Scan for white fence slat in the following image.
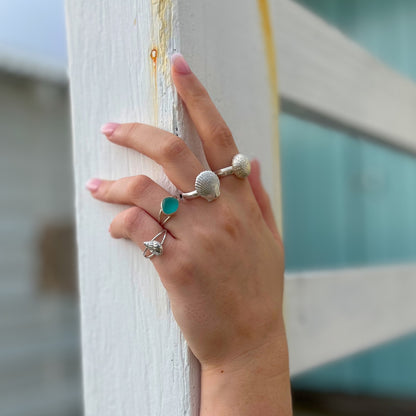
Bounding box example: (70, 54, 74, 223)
(65, 0, 281, 414)
(285, 264, 416, 374)
(273, 0, 416, 154)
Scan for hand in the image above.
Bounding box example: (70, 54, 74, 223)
(87, 53, 291, 415)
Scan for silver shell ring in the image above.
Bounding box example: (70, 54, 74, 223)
(143, 229, 167, 259)
(215, 153, 251, 179)
(180, 170, 220, 202)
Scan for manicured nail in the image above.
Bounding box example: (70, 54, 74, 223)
(86, 178, 102, 192)
(101, 122, 119, 136)
(171, 53, 191, 74)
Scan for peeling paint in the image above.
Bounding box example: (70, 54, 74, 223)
(150, 0, 174, 126)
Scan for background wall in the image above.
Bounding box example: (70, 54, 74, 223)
(283, 0, 416, 398)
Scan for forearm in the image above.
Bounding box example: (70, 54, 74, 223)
(199, 334, 293, 416)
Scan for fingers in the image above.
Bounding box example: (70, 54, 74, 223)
(101, 122, 204, 193)
(86, 175, 184, 235)
(247, 160, 280, 241)
(171, 53, 239, 171)
(109, 206, 175, 261)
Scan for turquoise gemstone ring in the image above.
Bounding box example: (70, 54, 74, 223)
(159, 196, 179, 225)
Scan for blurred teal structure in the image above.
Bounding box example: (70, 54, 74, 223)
(282, 0, 416, 398)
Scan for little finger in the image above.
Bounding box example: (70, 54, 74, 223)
(109, 206, 176, 262)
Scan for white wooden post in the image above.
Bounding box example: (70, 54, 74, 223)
(65, 0, 281, 414)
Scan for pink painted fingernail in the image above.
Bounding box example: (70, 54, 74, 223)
(101, 122, 119, 136)
(86, 178, 102, 192)
(171, 53, 191, 75)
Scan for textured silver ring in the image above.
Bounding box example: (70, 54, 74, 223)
(158, 196, 179, 225)
(143, 229, 167, 259)
(180, 170, 220, 202)
(215, 154, 251, 179)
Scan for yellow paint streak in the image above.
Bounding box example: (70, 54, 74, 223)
(257, 0, 283, 235)
(256, 0, 290, 327)
(154, 0, 173, 77)
(150, 0, 173, 126)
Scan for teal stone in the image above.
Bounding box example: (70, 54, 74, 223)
(161, 197, 179, 215)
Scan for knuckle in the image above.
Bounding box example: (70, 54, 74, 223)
(217, 204, 240, 238)
(194, 226, 218, 255)
(127, 175, 153, 197)
(124, 122, 142, 139)
(99, 182, 113, 200)
(161, 137, 187, 161)
(188, 84, 209, 102)
(173, 261, 196, 287)
(209, 122, 234, 147)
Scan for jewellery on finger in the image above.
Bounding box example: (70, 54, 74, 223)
(143, 229, 167, 258)
(159, 196, 179, 225)
(215, 153, 251, 179)
(180, 170, 220, 202)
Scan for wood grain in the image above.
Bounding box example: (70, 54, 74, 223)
(65, 0, 281, 414)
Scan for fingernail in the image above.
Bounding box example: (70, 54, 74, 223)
(101, 122, 119, 136)
(86, 178, 102, 192)
(171, 53, 191, 74)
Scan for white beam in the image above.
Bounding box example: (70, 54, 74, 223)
(273, 0, 416, 154)
(285, 264, 416, 374)
(65, 0, 281, 414)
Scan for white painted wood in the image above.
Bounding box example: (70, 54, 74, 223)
(285, 264, 416, 375)
(272, 0, 416, 154)
(66, 0, 280, 414)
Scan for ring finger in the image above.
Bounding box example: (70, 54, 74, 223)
(87, 175, 186, 236)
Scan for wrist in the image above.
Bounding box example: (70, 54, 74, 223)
(199, 332, 292, 416)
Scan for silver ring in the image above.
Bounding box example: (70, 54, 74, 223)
(158, 196, 179, 225)
(143, 229, 167, 258)
(215, 154, 251, 179)
(180, 170, 220, 202)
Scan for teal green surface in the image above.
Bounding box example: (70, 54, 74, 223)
(281, 114, 416, 271)
(296, 0, 416, 83)
(284, 0, 416, 399)
(161, 197, 179, 215)
(291, 332, 416, 398)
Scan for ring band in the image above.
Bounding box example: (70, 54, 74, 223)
(143, 229, 167, 258)
(158, 196, 179, 225)
(215, 154, 251, 179)
(180, 170, 220, 202)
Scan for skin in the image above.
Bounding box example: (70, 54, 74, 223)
(87, 54, 292, 415)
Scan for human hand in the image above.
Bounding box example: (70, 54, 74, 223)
(87, 53, 291, 415)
